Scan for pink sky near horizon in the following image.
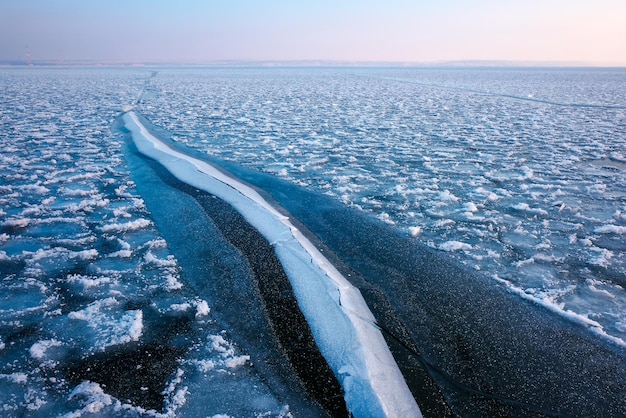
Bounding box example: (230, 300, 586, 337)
(1, 0, 625, 65)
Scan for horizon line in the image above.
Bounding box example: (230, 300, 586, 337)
(1, 58, 625, 68)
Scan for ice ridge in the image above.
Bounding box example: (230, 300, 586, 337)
(123, 111, 422, 417)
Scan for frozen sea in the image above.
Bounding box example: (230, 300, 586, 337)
(1, 66, 625, 417)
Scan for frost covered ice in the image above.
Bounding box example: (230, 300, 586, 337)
(2, 66, 626, 416)
(0, 68, 301, 417)
(139, 67, 626, 348)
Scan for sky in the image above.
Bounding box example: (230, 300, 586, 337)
(1, 0, 625, 65)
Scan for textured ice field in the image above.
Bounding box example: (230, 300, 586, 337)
(138, 67, 626, 346)
(1, 66, 625, 416)
(0, 68, 297, 416)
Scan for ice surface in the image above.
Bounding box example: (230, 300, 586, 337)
(124, 111, 422, 417)
(0, 68, 298, 417)
(595, 224, 626, 234)
(2, 66, 625, 416)
(439, 241, 473, 252)
(68, 297, 144, 351)
(135, 67, 626, 347)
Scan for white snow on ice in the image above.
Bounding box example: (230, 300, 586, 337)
(2, 66, 625, 415)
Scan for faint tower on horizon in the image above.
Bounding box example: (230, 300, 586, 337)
(25, 45, 33, 66)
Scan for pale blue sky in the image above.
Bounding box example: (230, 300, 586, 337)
(1, 0, 625, 65)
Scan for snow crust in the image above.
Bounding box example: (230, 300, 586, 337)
(124, 111, 422, 417)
